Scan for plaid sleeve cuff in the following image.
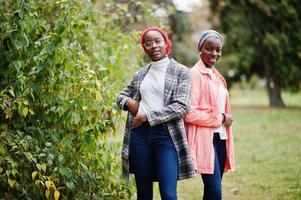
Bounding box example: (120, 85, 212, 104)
(120, 97, 130, 111)
(145, 112, 155, 127)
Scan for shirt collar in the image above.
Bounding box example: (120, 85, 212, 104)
(197, 59, 215, 74)
(150, 57, 169, 69)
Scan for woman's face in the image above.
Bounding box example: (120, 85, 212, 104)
(199, 37, 222, 67)
(143, 30, 167, 61)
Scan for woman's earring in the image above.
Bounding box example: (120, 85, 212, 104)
(199, 52, 202, 55)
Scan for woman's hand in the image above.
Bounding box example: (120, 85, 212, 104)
(131, 112, 148, 129)
(126, 99, 139, 115)
(224, 113, 234, 127)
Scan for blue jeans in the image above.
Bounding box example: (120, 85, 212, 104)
(201, 133, 226, 200)
(129, 123, 178, 200)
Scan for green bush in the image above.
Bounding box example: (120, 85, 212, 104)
(0, 0, 157, 199)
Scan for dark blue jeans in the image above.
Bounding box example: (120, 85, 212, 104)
(129, 123, 178, 200)
(201, 133, 227, 200)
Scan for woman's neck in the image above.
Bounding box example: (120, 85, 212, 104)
(151, 56, 167, 62)
(205, 64, 212, 69)
(151, 56, 169, 64)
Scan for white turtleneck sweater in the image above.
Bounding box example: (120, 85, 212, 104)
(205, 67, 228, 140)
(138, 57, 169, 115)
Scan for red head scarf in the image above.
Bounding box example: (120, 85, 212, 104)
(140, 26, 171, 55)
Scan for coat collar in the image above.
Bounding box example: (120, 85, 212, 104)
(164, 59, 177, 101)
(196, 59, 217, 75)
(195, 59, 227, 87)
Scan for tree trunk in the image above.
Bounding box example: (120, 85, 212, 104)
(263, 55, 285, 107)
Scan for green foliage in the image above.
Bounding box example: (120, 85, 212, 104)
(169, 10, 193, 42)
(169, 9, 198, 67)
(0, 0, 161, 199)
(209, 0, 301, 97)
(171, 42, 199, 67)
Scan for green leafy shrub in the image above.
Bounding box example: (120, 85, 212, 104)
(0, 0, 160, 199)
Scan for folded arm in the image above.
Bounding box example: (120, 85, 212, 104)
(116, 72, 138, 111)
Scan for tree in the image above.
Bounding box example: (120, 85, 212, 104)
(209, 0, 301, 107)
(169, 10, 199, 66)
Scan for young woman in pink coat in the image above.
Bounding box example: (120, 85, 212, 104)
(184, 30, 235, 200)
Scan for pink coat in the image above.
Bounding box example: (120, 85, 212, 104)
(184, 60, 235, 174)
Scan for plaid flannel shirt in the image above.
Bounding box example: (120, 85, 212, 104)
(117, 58, 195, 181)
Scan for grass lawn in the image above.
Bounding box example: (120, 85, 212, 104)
(155, 90, 301, 200)
(117, 89, 301, 200)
